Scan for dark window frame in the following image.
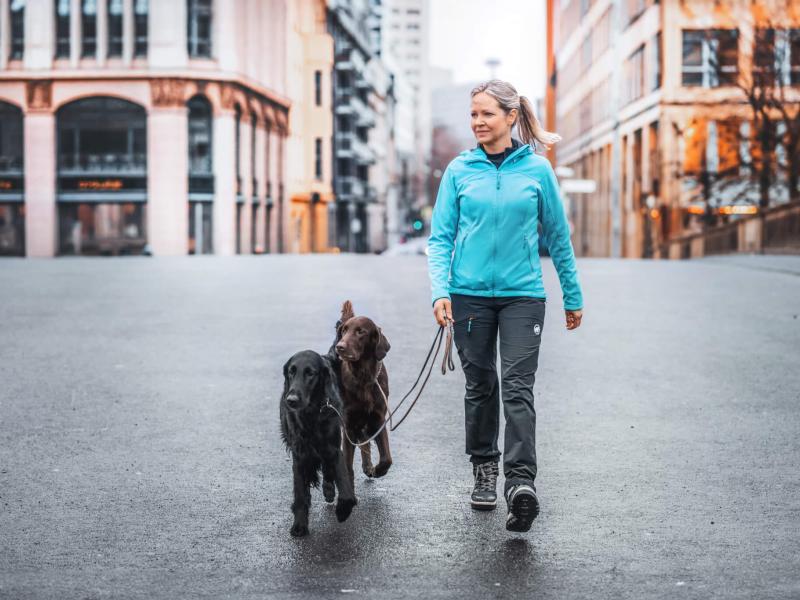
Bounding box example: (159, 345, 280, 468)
(187, 0, 212, 58)
(107, 0, 123, 57)
(134, 0, 148, 57)
(55, 0, 71, 58)
(81, 0, 98, 58)
(9, 0, 25, 60)
(314, 137, 322, 180)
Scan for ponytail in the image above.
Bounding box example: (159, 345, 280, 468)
(518, 95, 561, 150)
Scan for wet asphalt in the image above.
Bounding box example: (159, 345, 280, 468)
(0, 253, 798, 599)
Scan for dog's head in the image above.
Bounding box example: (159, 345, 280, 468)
(282, 350, 339, 412)
(335, 315, 391, 363)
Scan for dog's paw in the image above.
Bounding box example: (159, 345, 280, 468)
(290, 522, 310, 537)
(323, 481, 336, 503)
(373, 461, 392, 478)
(336, 497, 357, 522)
(362, 464, 376, 478)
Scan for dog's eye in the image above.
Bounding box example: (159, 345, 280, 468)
(304, 368, 313, 378)
(289, 366, 297, 375)
(357, 329, 365, 336)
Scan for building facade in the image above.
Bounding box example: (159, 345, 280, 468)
(0, 0, 296, 257)
(554, 0, 800, 259)
(285, 0, 335, 254)
(328, 0, 378, 253)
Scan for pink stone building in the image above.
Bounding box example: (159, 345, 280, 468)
(0, 0, 300, 257)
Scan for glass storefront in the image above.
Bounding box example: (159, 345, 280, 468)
(0, 101, 24, 256)
(58, 202, 146, 256)
(0, 203, 24, 256)
(188, 201, 212, 255)
(56, 97, 147, 256)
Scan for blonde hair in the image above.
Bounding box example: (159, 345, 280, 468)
(470, 79, 561, 150)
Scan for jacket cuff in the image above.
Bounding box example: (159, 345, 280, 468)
(431, 293, 451, 307)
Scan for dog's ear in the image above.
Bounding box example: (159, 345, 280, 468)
(282, 358, 291, 396)
(340, 300, 355, 323)
(373, 327, 391, 361)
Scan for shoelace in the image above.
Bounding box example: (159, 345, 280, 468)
(474, 462, 499, 492)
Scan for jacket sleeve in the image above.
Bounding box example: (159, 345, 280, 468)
(538, 159, 584, 311)
(427, 164, 459, 306)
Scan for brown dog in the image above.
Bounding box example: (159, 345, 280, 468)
(331, 301, 392, 486)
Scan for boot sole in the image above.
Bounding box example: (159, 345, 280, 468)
(470, 498, 497, 511)
(505, 490, 539, 532)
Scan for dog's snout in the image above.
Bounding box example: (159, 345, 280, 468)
(285, 392, 300, 406)
(335, 342, 346, 352)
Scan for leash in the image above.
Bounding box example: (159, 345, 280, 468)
(322, 318, 457, 447)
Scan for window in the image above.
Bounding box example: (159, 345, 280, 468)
(234, 105, 242, 195)
(107, 0, 123, 57)
(682, 31, 704, 86)
(187, 0, 212, 58)
(406, 23, 419, 30)
(134, 0, 148, 57)
(250, 114, 257, 194)
(682, 29, 738, 87)
(717, 119, 740, 176)
(714, 30, 739, 85)
(651, 32, 662, 91)
(82, 0, 97, 58)
(315, 138, 322, 180)
(314, 70, 322, 106)
(55, 0, 70, 58)
(791, 29, 800, 85)
(407, 8, 420, 15)
(9, 0, 25, 60)
(187, 96, 212, 175)
(625, 45, 645, 104)
(581, 35, 592, 72)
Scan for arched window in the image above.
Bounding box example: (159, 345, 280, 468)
(57, 97, 146, 174)
(187, 95, 212, 176)
(0, 101, 24, 256)
(56, 97, 147, 256)
(187, 95, 213, 255)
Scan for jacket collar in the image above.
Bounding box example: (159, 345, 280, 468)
(465, 139, 532, 165)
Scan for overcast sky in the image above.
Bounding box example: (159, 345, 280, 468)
(428, 0, 547, 100)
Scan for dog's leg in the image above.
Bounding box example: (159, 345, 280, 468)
(373, 422, 393, 478)
(332, 450, 357, 522)
(343, 437, 356, 489)
(290, 458, 312, 537)
(360, 443, 375, 478)
(321, 464, 336, 503)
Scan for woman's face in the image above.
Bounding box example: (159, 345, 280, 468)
(471, 92, 517, 147)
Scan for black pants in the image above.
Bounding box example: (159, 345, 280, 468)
(451, 293, 545, 493)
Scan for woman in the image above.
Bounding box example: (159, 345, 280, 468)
(427, 79, 583, 533)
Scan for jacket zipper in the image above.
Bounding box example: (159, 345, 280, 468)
(493, 171, 500, 295)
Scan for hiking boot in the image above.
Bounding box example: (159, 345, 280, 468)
(505, 484, 540, 532)
(471, 461, 499, 510)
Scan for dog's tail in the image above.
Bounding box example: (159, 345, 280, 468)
(340, 300, 354, 324)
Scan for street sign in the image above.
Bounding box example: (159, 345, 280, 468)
(561, 179, 597, 194)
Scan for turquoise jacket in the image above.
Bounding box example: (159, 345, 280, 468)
(427, 143, 583, 310)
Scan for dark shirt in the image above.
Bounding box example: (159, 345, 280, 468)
(480, 137, 522, 169)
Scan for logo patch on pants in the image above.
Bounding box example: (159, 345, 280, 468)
(533, 323, 541, 336)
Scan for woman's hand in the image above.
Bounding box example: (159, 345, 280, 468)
(433, 298, 453, 327)
(565, 309, 583, 330)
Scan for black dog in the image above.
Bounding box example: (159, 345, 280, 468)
(280, 350, 357, 537)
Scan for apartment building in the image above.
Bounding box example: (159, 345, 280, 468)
(554, 0, 800, 258)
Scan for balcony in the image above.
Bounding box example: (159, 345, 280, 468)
(336, 175, 366, 199)
(58, 153, 146, 176)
